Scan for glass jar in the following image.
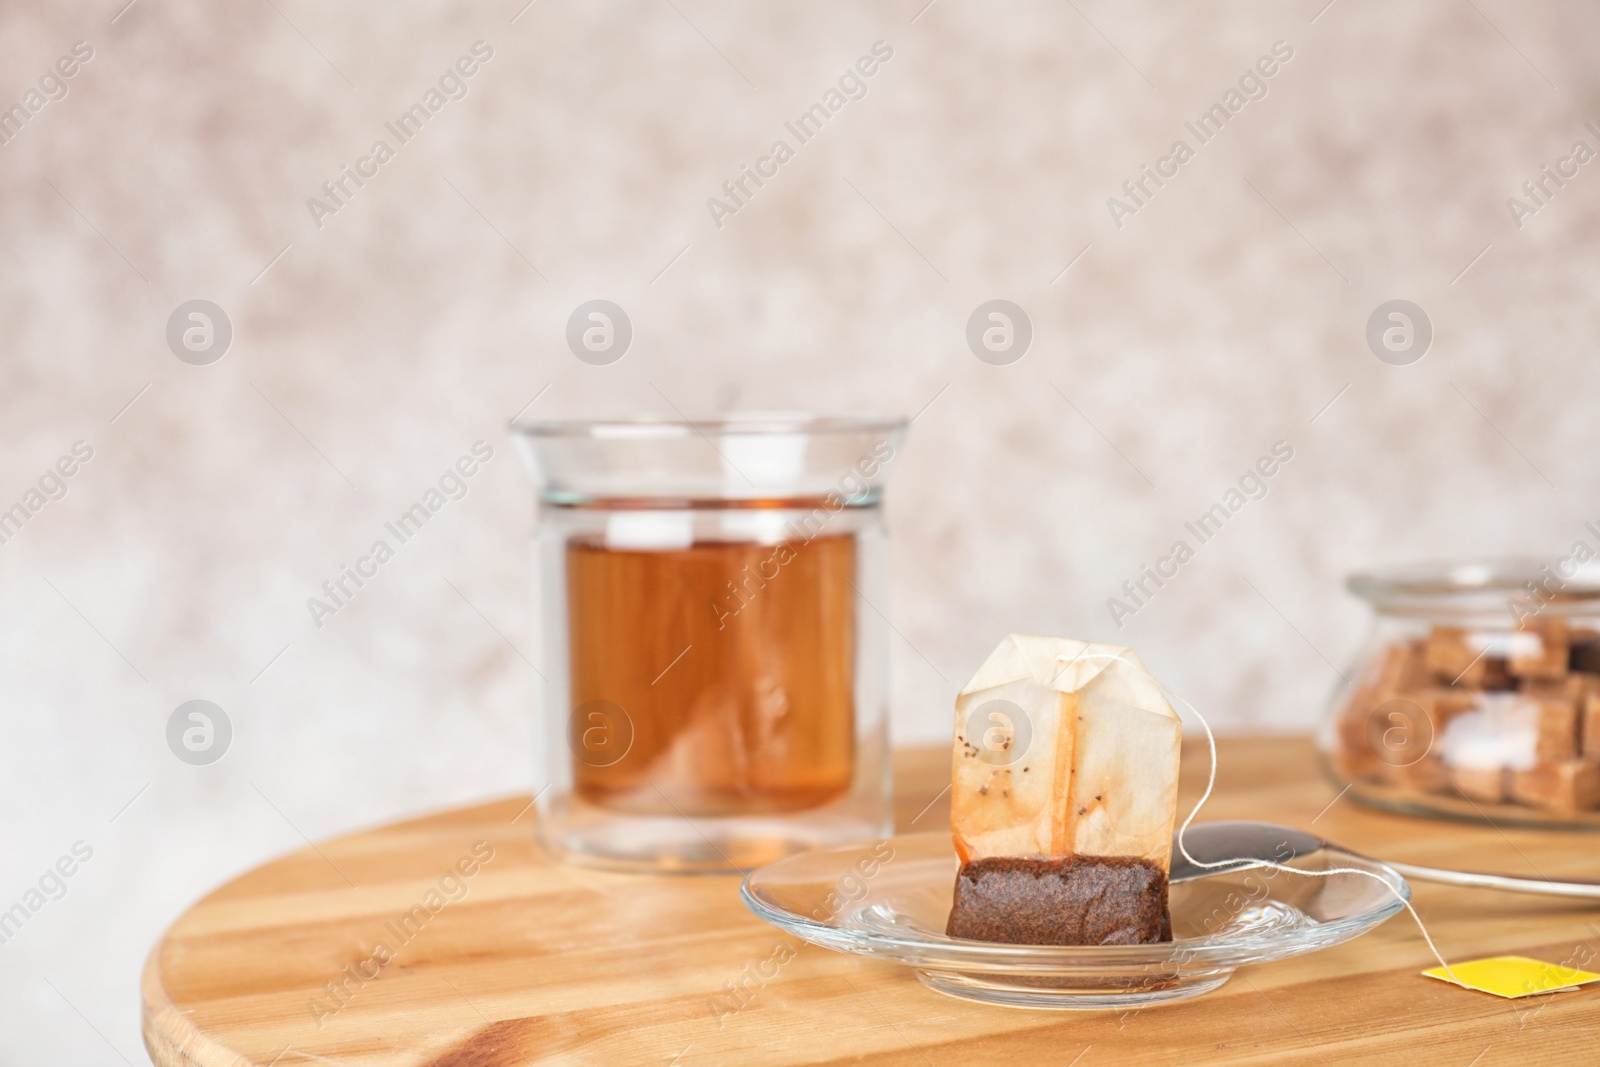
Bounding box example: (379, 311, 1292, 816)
(514, 415, 906, 871)
(1320, 559, 1600, 828)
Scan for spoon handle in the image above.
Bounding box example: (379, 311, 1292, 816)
(1383, 860, 1600, 899)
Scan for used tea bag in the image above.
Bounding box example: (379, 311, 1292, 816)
(946, 635, 1182, 945)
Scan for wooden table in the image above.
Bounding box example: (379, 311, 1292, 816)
(142, 739, 1600, 1065)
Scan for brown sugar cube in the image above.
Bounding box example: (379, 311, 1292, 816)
(1521, 672, 1596, 703)
(1584, 694, 1600, 760)
(1333, 717, 1383, 780)
(1335, 695, 1398, 779)
(1382, 753, 1451, 793)
(1555, 672, 1600, 755)
(1450, 765, 1508, 803)
(1515, 695, 1581, 762)
(1331, 696, 1377, 777)
(1334, 643, 1427, 777)
(1509, 761, 1600, 815)
(1509, 617, 1569, 680)
(1404, 687, 1480, 731)
(1425, 627, 1487, 686)
(1523, 674, 1597, 760)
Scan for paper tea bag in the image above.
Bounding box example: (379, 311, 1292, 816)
(946, 635, 1182, 945)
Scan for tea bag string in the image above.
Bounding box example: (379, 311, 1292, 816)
(1056, 649, 1460, 983)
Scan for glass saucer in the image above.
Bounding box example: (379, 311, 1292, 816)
(740, 831, 1410, 1009)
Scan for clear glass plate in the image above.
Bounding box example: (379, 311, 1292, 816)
(740, 831, 1411, 1009)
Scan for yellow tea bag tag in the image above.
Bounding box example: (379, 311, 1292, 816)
(1423, 956, 1600, 999)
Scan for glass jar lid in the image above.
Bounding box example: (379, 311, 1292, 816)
(1348, 558, 1600, 620)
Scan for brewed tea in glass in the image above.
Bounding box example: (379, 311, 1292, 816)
(515, 415, 906, 871)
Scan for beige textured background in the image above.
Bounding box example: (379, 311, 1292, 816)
(2, 0, 1599, 1061)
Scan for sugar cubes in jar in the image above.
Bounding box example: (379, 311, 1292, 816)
(1322, 560, 1600, 827)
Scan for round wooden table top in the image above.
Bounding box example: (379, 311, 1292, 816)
(142, 739, 1600, 1066)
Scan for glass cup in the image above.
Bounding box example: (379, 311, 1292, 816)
(1320, 559, 1600, 828)
(514, 415, 907, 871)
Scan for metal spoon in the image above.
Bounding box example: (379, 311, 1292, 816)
(1170, 820, 1600, 900)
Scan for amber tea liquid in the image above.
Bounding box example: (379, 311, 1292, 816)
(566, 531, 856, 816)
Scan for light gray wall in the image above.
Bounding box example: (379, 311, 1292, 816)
(2, 0, 1597, 1061)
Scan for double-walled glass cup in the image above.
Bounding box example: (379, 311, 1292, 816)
(514, 415, 906, 871)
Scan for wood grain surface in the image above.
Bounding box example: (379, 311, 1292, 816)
(142, 739, 1600, 1066)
